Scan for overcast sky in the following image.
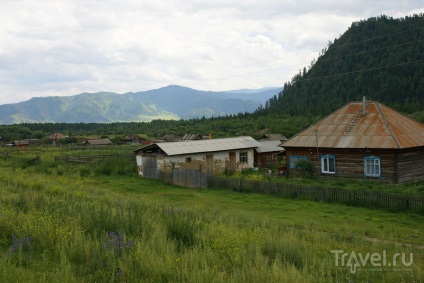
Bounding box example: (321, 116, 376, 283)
(0, 1, 422, 105)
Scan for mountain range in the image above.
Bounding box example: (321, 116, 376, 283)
(0, 85, 281, 124)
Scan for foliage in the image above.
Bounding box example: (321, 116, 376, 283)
(258, 14, 424, 119)
(294, 159, 315, 178)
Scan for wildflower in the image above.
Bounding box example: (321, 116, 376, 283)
(2, 235, 33, 258)
(102, 230, 133, 258)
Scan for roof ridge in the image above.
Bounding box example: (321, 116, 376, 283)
(374, 102, 401, 149)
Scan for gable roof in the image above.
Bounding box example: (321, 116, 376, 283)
(13, 139, 30, 146)
(135, 136, 261, 156)
(255, 140, 284, 153)
(122, 134, 143, 141)
(50, 133, 66, 140)
(84, 138, 113, 146)
(282, 101, 424, 149)
(258, 134, 288, 142)
(182, 134, 204, 140)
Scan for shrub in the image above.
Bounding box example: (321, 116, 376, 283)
(294, 159, 315, 178)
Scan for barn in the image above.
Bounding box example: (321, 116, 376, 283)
(133, 136, 261, 178)
(83, 138, 113, 146)
(281, 99, 424, 183)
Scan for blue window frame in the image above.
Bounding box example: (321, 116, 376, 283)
(321, 155, 336, 174)
(289, 155, 308, 169)
(364, 156, 381, 178)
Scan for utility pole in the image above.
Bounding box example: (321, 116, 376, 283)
(315, 129, 320, 173)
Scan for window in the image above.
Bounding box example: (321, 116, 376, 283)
(185, 157, 192, 163)
(239, 152, 248, 163)
(289, 156, 308, 168)
(364, 156, 381, 177)
(321, 155, 336, 174)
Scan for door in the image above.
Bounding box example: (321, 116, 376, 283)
(206, 154, 214, 175)
(229, 152, 236, 173)
(142, 156, 158, 179)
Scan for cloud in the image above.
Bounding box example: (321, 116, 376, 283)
(0, 0, 422, 104)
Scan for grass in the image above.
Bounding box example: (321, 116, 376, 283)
(0, 147, 423, 282)
(229, 167, 424, 196)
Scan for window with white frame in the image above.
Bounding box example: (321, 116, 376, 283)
(289, 156, 308, 169)
(364, 156, 381, 177)
(321, 155, 336, 174)
(239, 152, 248, 163)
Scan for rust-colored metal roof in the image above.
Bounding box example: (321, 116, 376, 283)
(281, 101, 424, 149)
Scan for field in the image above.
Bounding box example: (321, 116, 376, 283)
(0, 147, 423, 282)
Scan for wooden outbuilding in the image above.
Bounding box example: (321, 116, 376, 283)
(12, 140, 30, 147)
(258, 134, 288, 142)
(122, 134, 144, 145)
(254, 140, 284, 169)
(83, 138, 113, 146)
(281, 99, 424, 183)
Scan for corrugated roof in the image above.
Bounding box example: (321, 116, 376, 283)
(282, 101, 424, 149)
(138, 136, 261, 156)
(255, 140, 284, 153)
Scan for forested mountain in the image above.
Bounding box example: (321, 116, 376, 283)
(0, 85, 279, 124)
(258, 14, 424, 117)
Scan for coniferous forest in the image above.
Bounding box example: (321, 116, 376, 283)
(1, 14, 424, 142)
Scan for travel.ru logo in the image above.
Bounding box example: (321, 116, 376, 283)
(330, 250, 413, 274)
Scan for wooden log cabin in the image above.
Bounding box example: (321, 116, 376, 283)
(281, 98, 424, 183)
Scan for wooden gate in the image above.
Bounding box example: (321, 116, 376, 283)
(172, 167, 208, 188)
(142, 156, 158, 179)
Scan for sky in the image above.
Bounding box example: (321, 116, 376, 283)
(0, 1, 422, 105)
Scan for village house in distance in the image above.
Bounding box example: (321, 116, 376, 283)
(281, 98, 424, 183)
(133, 136, 261, 178)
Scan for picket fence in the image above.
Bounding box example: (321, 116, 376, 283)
(207, 176, 424, 214)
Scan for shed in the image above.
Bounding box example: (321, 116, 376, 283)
(254, 140, 284, 169)
(258, 134, 288, 142)
(122, 134, 144, 145)
(84, 138, 113, 146)
(133, 136, 261, 177)
(281, 99, 424, 183)
(13, 140, 30, 147)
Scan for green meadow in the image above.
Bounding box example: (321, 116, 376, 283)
(0, 148, 423, 282)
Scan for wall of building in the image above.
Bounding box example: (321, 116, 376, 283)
(397, 147, 424, 183)
(136, 149, 255, 176)
(285, 147, 398, 182)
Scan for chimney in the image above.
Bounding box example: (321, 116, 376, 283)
(362, 96, 366, 116)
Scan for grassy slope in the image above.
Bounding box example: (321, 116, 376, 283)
(102, 176, 424, 246)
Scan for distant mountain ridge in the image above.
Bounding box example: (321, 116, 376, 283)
(0, 85, 281, 124)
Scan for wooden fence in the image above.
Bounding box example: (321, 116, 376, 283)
(55, 153, 134, 164)
(159, 168, 208, 189)
(207, 176, 424, 214)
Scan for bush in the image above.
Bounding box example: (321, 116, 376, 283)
(294, 159, 315, 178)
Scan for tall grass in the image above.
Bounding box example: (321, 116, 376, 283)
(0, 150, 423, 282)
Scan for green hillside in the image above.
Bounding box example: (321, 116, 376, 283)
(258, 14, 424, 117)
